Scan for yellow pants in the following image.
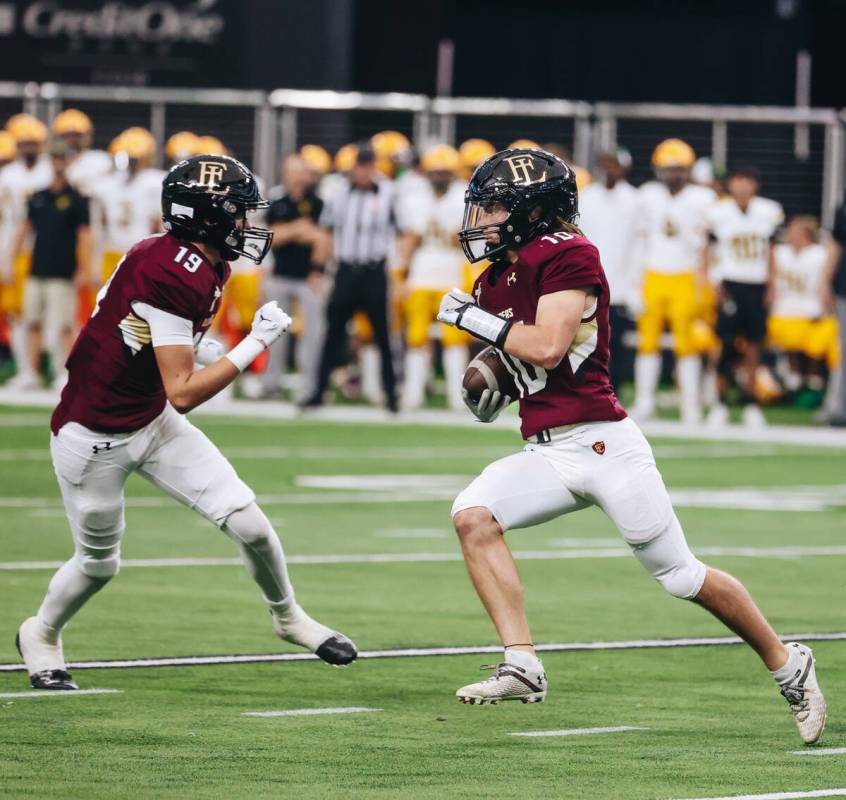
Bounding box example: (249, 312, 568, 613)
(406, 288, 470, 348)
(220, 272, 261, 330)
(101, 251, 124, 284)
(0, 253, 32, 316)
(767, 316, 840, 369)
(637, 270, 702, 358)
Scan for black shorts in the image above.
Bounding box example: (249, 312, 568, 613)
(716, 280, 767, 344)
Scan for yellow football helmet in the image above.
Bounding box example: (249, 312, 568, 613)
(52, 108, 93, 136)
(420, 143, 460, 173)
(0, 131, 16, 162)
(573, 165, 593, 191)
(334, 143, 358, 173)
(6, 113, 47, 144)
(371, 130, 411, 176)
(507, 138, 540, 150)
(193, 135, 227, 156)
(458, 138, 496, 179)
(299, 144, 332, 175)
(112, 127, 156, 162)
(165, 131, 198, 162)
(651, 138, 696, 169)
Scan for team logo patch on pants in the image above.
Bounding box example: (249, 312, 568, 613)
(592, 441, 606, 455)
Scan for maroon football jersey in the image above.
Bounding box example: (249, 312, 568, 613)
(473, 231, 626, 439)
(51, 233, 229, 435)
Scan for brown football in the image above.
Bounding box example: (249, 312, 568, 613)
(462, 345, 519, 406)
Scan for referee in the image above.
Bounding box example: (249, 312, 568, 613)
(302, 146, 399, 411)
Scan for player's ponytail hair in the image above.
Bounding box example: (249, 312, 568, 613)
(553, 215, 585, 237)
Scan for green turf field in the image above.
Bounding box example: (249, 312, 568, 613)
(0, 404, 844, 799)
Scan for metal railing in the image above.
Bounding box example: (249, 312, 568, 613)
(0, 83, 842, 225)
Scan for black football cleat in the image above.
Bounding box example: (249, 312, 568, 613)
(16, 618, 79, 691)
(315, 634, 358, 667)
(28, 668, 79, 691)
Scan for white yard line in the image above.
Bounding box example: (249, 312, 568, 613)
(0, 688, 122, 698)
(509, 725, 648, 737)
(374, 529, 450, 538)
(0, 632, 843, 673)
(2, 484, 845, 511)
(3, 545, 846, 572)
(243, 707, 380, 717)
(3, 388, 846, 447)
(673, 790, 846, 800)
(790, 748, 846, 756)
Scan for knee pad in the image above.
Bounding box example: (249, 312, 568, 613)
(224, 502, 274, 549)
(653, 555, 707, 599)
(75, 550, 120, 580)
(632, 515, 707, 600)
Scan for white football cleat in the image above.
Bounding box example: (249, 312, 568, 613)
(271, 604, 357, 666)
(706, 402, 730, 428)
(456, 661, 547, 705)
(16, 616, 78, 690)
(778, 642, 826, 744)
(741, 403, 767, 429)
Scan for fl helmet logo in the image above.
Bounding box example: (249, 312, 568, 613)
(196, 160, 226, 189)
(503, 155, 547, 187)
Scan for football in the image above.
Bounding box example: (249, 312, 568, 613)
(462, 345, 519, 406)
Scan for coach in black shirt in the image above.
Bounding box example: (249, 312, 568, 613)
(262, 154, 329, 400)
(302, 146, 399, 411)
(14, 143, 90, 388)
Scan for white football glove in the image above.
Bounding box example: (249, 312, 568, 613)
(194, 337, 225, 367)
(250, 301, 292, 348)
(437, 288, 476, 327)
(463, 387, 512, 423)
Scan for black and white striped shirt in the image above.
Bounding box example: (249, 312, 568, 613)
(320, 178, 396, 264)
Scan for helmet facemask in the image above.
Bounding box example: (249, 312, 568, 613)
(459, 189, 566, 264)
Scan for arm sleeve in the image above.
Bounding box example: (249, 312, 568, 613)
(76, 195, 90, 227)
(833, 206, 846, 244)
(131, 301, 194, 347)
(539, 242, 603, 296)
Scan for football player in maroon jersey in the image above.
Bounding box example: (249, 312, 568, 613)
(16, 155, 357, 691)
(436, 148, 825, 743)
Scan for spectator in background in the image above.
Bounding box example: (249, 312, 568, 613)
(826, 201, 846, 426)
(578, 147, 639, 392)
(303, 146, 399, 411)
(12, 143, 90, 389)
(768, 216, 839, 408)
(703, 165, 784, 428)
(262, 154, 330, 400)
(0, 114, 52, 388)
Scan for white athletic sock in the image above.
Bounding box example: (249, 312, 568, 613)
(360, 345, 382, 404)
(223, 503, 295, 615)
(37, 557, 109, 633)
(677, 356, 702, 423)
(505, 648, 542, 672)
(771, 642, 803, 685)
(401, 347, 430, 410)
(443, 345, 469, 411)
(634, 353, 661, 412)
(10, 320, 33, 378)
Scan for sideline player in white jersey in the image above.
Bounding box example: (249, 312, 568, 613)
(632, 139, 717, 424)
(578, 147, 639, 392)
(703, 165, 783, 427)
(0, 114, 52, 388)
(51, 109, 112, 198)
(15, 155, 357, 692)
(398, 144, 470, 410)
(768, 216, 839, 379)
(435, 147, 825, 743)
(94, 127, 165, 283)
